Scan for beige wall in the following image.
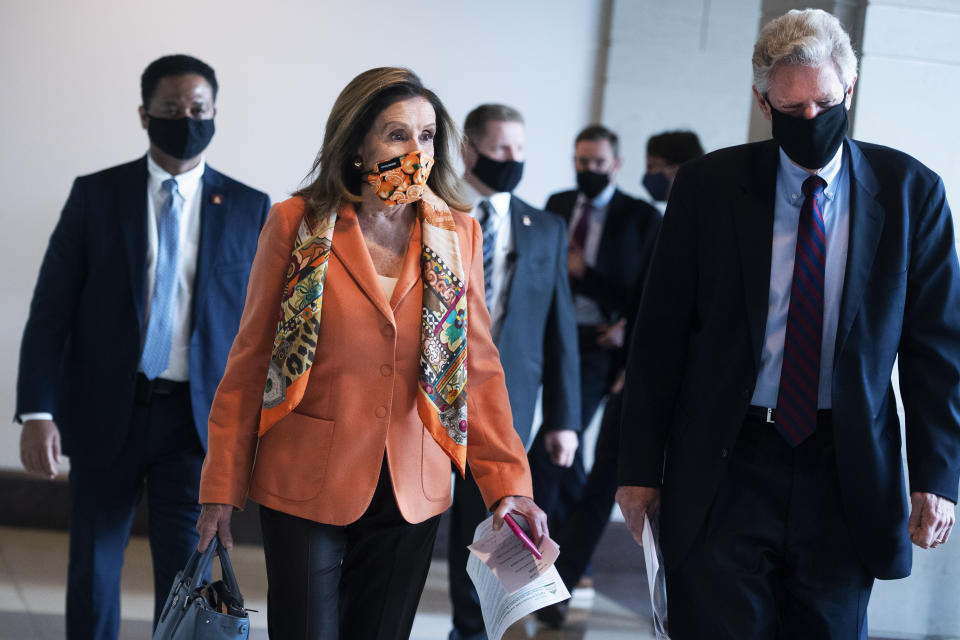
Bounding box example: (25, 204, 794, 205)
(0, 0, 606, 471)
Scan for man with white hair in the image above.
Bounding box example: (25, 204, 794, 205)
(616, 9, 959, 638)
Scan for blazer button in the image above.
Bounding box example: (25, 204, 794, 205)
(380, 365, 393, 377)
(375, 406, 387, 419)
(720, 448, 729, 459)
(382, 325, 395, 337)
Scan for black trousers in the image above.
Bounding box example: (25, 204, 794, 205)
(553, 389, 622, 591)
(528, 327, 617, 530)
(259, 460, 441, 640)
(446, 467, 491, 640)
(67, 380, 202, 640)
(666, 414, 874, 639)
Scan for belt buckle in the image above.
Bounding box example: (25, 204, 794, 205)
(765, 407, 775, 424)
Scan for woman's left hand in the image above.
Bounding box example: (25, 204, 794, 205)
(492, 495, 549, 549)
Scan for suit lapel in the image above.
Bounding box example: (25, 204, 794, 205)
(835, 140, 883, 360)
(331, 204, 395, 321)
(192, 166, 227, 327)
(390, 212, 422, 309)
(498, 196, 529, 324)
(732, 142, 778, 371)
(120, 156, 150, 329)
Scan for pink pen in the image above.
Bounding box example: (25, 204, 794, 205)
(505, 514, 542, 560)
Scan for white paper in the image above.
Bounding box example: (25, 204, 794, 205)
(466, 515, 571, 640)
(642, 513, 670, 639)
(467, 515, 560, 594)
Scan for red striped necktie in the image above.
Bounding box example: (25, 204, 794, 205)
(776, 175, 827, 446)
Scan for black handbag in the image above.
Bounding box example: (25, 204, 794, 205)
(152, 535, 251, 640)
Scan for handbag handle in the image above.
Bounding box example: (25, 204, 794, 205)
(180, 535, 245, 602)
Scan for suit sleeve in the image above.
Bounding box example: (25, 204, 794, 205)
(573, 206, 660, 318)
(618, 170, 698, 487)
(199, 201, 298, 508)
(540, 216, 582, 433)
(898, 176, 960, 503)
(463, 216, 535, 509)
(16, 178, 88, 418)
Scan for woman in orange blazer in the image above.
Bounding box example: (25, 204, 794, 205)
(195, 67, 546, 639)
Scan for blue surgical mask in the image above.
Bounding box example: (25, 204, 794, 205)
(642, 172, 670, 202)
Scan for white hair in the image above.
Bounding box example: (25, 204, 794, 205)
(752, 9, 858, 95)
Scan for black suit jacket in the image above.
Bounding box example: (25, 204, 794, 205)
(17, 156, 270, 466)
(545, 187, 662, 322)
(492, 196, 580, 446)
(619, 139, 960, 579)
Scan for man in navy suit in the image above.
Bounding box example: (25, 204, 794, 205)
(445, 103, 580, 640)
(617, 9, 959, 638)
(16, 54, 270, 639)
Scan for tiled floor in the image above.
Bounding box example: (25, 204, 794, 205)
(0, 526, 655, 639)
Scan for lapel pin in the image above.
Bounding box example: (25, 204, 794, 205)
(522, 215, 532, 226)
(211, 194, 223, 205)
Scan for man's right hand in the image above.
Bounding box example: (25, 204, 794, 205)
(615, 485, 661, 546)
(20, 420, 62, 479)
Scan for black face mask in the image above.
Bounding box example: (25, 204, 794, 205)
(471, 151, 524, 193)
(576, 170, 610, 199)
(642, 172, 670, 202)
(147, 116, 216, 159)
(769, 100, 847, 170)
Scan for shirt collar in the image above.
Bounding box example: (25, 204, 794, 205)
(463, 178, 511, 219)
(583, 181, 617, 208)
(777, 143, 843, 205)
(147, 152, 206, 201)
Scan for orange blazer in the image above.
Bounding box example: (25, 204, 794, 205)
(198, 196, 533, 525)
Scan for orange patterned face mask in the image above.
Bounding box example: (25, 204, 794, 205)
(365, 150, 434, 205)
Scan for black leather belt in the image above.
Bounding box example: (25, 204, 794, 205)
(746, 405, 833, 424)
(135, 373, 189, 404)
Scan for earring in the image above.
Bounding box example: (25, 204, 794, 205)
(353, 158, 363, 169)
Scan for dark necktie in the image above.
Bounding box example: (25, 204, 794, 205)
(478, 200, 498, 312)
(571, 201, 592, 251)
(776, 175, 827, 446)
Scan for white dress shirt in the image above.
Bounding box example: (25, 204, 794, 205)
(464, 181, 513, 336)
(751, 144, 849, 409)
(141, 154, 204, 382)
(567, 182, 615, 325)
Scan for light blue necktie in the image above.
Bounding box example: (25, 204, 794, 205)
(140, 178, 182, 379)
(478, 200, 498, 313)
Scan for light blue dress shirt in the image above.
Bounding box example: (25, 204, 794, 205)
(751, 145, 850, 409)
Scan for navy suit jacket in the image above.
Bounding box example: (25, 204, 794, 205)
(545, 188, 662, 322)
(492, 195, 580, 446)
(16, 156, 270, 466)
(619, 138, 960, 579)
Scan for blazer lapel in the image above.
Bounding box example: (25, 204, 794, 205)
(331, 204, 395, 321)
(835, 140, 883, 359)
(192, 166, 227, 327)
(120, 156, 150, 329)
(732, 142, 778, 371)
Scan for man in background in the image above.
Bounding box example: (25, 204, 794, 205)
(17, 54, 270, 639)
(446, 103, 580, 640)
(531, 125, 661, 538)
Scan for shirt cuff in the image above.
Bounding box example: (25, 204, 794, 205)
(19, 412, 54, 423)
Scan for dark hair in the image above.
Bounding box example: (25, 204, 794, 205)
(294, 67, 467, 216)
(646, 131, 704, 165)
(574, 125, 620, 158)
(141, 55, 218, 107)
(463, 104, 524, 145)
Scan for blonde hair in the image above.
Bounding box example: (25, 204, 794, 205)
(752, 9, 858, 95)
(295, 67, 468, 216)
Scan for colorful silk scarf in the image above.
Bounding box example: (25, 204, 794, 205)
(261, 189, 469, 475)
